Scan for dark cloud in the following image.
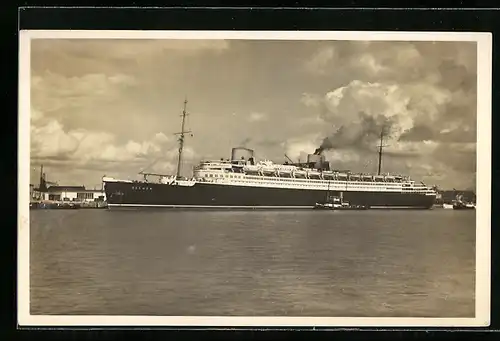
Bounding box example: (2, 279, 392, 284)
(399, 125, 435, 142)
(295, 41, 476, 189)
(432, 143, 476, 172)
(382, 150, 423, 158)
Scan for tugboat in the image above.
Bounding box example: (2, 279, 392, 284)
(314, 185, 369, 211)
(314, 195, 369, 210)
(314, 195, 341, 210)
(452, 194, 475, 210)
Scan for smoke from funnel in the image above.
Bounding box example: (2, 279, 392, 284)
(314, 110, 394, 154)
(294, 42, 476, 189)
(240, 137, 252, 147)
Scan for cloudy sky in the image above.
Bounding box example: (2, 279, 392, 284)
(29, 38, 477, 190)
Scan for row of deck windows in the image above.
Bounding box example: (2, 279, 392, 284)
(202, 173, 406, 183)
(200, 174, 431, 193)
(217, 179, 430, 192)
(203, 173, 408, 187)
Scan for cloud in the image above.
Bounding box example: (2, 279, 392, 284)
(31, 110, 168, 165)
(300, 92, 323, 108)
(29, 40, 235, 142)
(298, 41, 476, 188)
(315, 80, 456, 152)
(248, 112, 268, 122)
(31, 71, 138, 113)
(352, 53, 388, 77)
(31, 39, 230, 74)
(301, 78, 476, 183)
(304, 46, 336, 75)
(283, 133, 324, 162)
(30, 109, 196, 185)
(28, 45, 205, 185)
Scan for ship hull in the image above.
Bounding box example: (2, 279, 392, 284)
(104, 181, 436, 209)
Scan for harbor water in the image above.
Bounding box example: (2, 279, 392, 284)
(29, 209, 475, 317)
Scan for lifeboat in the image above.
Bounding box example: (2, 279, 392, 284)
(362, 175, 373, 182)
(322, 171, 335, 180)
(349, 174, 360, 181)
(294, 170, 307, 178)
(337, 173, 348, 181)
(260, 164, 278, 177)
(308, 170, 322, 179)
(243, 164, 261, 175)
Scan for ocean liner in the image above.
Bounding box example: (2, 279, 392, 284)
(103, 100, 437, 209)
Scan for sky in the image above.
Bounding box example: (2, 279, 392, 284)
(29, 38, 477, 190)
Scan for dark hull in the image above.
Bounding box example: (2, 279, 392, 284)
(104, 181, 436, 209)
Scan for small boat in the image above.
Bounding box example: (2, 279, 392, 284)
(314, 202, 337, 210)
(452, 194, 475, 210)
(313, 185, 369, 211)
(314, 199, 368, 211)
(336, 202, 369, 210)
(453, 202, 475, 210)
(314, 181, 340, 210)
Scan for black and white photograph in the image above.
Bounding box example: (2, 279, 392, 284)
(18, 30, 491, 327)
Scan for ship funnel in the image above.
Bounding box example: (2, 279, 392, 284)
(307, 154, 321, 164)
(231, 147, 254, 162)
(307, 154, 327, 170)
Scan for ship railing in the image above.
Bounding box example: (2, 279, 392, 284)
(234, 170, 416, 184)
(401, 186, 436, 193)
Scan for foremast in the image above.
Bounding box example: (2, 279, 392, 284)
(377, 127, 388, 176)
(136, 98, 192, 181)
(175, 98, 192, 179)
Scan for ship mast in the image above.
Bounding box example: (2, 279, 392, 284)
(39, 164, 47, 192)
(377, 127, 388, 175)
(39, 164, 43, 189)
(175, 98, 191, 179)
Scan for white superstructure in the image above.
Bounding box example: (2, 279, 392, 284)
(190, 158, 435, 195)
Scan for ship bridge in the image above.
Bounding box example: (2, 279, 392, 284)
(195, 160, 233, 170)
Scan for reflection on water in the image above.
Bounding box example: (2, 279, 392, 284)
(29, 209, 475, 317)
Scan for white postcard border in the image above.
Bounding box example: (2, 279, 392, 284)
(18, 30, 492, 327)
